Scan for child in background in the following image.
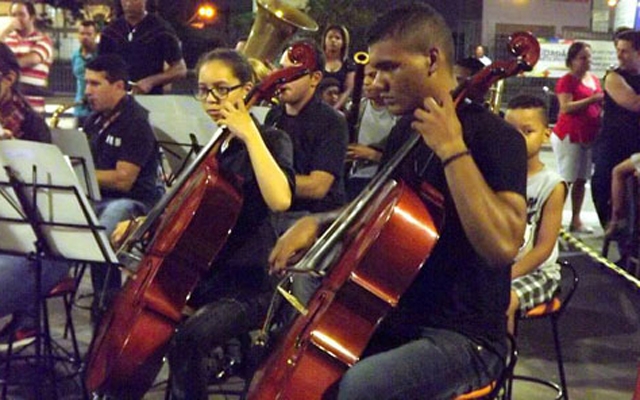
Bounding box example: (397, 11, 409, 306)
(318, 77, 342, 111)
(504, 95, 568, 334)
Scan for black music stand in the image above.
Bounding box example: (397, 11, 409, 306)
(135, 95, 217, 186)
(0, 140, 118, 399)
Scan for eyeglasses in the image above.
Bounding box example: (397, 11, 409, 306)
(194, 84, 243, 101)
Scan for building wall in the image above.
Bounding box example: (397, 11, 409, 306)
(482, 0, 592, 50)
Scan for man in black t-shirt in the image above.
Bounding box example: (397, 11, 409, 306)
(99, 0, 186, 95)
(592, 30, 640, 227)
(83, 54, 163, 319)
(265, 40, 348, 227)
(266, 5, 527, 399)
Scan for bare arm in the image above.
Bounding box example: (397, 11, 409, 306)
(133, 59, 187, 94)
(16, 51, 44, 69)
(605, 70, 640, 112)
(295, 171, 335, 199)
(268, 209, 342, 274)
(511, 183, 566, 279)
(347, 143, 383, 162)
(412, 94, 527, 266)
(557, 92, 603, 115)
(96, 160, 141, 193)
(221, 99, 292, 211)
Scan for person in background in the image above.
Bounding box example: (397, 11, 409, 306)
(71, 20, 98, 126)
(345, 62, 396, 200)
(0, 41, 63, 351)
(318, 76, 342, 110)
(0, 1, 53, 113)
(83, 54, 164, 322)
(265, 39, 348, 234)
(474, 44, 492, 66)
(605, 153, 640, 238)
(504, 95, 567, 335)
(454, 56, 486, 104)
(551, 41, 603, 234)
(321, 24, 355, 111)
(98, 0, 187, 94)
(0, 42, 49, 142)
(591, 30, 640, 228)
(268, 4, 526, 398)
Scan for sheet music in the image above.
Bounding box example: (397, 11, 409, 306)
(135, 95, 271, 175)
(135, 95, 217, 174)
(0, 140, 117, 263)
(51, 128, 102, 202)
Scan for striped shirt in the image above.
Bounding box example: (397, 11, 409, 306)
(5, 30, 53, 111)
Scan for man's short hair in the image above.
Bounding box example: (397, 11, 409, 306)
(10, 1, 36, 16)
(86, 54, 129, 84)
(367, 4, 454, 64)
(507, 94, 548, 126)
(318, 77, 340, 93)
(615, 30, 640, 51)
(80, 20, 97, 30)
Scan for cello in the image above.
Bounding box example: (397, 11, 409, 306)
(247, 31, 540, 400)
(83, 44, 318, 399)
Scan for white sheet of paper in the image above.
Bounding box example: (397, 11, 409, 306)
(0, 140, 117, 263)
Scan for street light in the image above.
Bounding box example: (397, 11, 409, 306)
(187, 1, 218, 28)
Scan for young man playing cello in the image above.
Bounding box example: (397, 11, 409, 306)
(267, 4, 527, 398)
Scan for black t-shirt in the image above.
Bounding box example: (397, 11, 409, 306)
(381, 103, 527, 347)
(265, 95, 348, 213)
(84, 95, 162, 207)
(98, 14, 183, 95)
(323, 58, 356, 92)
(191, 124, 295, 300)
(594, 68, 640, 168)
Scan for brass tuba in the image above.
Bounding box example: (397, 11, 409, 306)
(241, 0, 318, 62)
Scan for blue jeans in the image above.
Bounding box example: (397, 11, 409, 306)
(91, 198, 148, 317)
(0, 255, 69, 328)
(337, 327, 505, 400)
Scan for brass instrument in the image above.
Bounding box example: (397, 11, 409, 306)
(241, 0, 318, 62)
(48, 102, 83, 128)
(486, 79, 505, 114)
(347, 51, 370, 142)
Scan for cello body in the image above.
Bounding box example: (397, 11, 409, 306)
(85, 156, 242, 399)
(247, 179, 443, 400)
(83, 41, 321, 399)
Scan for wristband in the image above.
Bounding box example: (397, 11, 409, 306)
(441, 149, 471, 168)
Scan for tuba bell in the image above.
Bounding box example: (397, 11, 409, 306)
(241, 0, 318, 63)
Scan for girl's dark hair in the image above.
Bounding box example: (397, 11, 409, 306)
(565, 42, 590, 68)
(196, 49, 253, 84)
(0, 43, 21, 77)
